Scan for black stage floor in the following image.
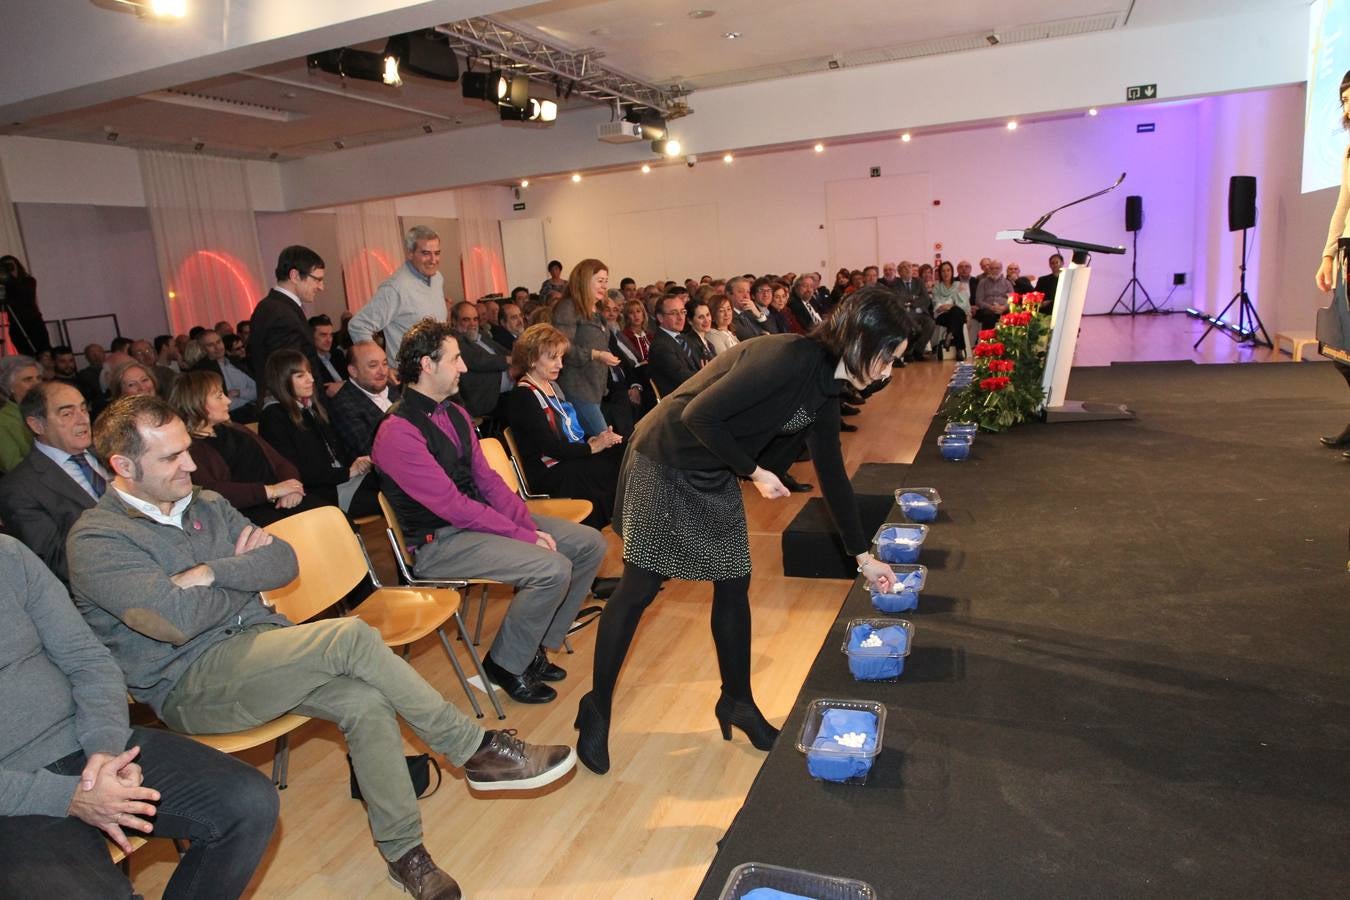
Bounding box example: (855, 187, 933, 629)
(697, 362, 1350, 899)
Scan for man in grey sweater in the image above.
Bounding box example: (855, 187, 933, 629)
(68, 395, 576, 900)
(0, 535, 278, 899)
(348, 225, 448, 362)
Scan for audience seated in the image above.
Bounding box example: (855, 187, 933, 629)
(169, 369, 316, 526)
(51, 345, 100, 411)
(684, 297, 718, 365)
(893, 261, 938, 361)
(0, 535, 279, 900)
(449, 300, 513, 421)
(1007, 262, 1034, 294)
(130, 339, 177, 400)
(706, 293, 741, 356)
(974, 259, 1015, 330)
(766, 281, 795, 334)
(648, 293, 700, 396)
(931, 260, 971, 360)
(0, 381, 105, 584)
(67, 396, 576, 899)
(493, 300, 526, 351)
(372, 318, 608, 706)
(0, 355, 39, 473)
(1034, 253, 1064, 313)
(506, 324, 623, 530)
(309, 313, 347, 399)
(258, 349, 378, 520)
(108, 359, 158, 400)
(597, 296, 644, 436)
(192, 330, 258, 424)
(328, 340, 399, 461)
(76, 343, 107, 411)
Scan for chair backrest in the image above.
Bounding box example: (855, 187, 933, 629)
(479, 437, 521, 494)
(377, 491, 415, 569)
(500, 427, 535, 496)
(649, 380, 664, 402)
(262, 506, 369, 622)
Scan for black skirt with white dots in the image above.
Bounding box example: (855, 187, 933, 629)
(614, 450, 751, 581)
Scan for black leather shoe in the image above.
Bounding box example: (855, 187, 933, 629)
(780, 473, 813, 493)
(1319, 425, 1350, 448)
(840, 403, 860, 416)
(714, 693, 780, 751)
(590, 576, 621, 600)
(840, 421, 858, 433)
(567, 605, 604, 636)
(955, 349, 967, 361)
(529, 648, 566, 682)
(482, 654, 557, 704)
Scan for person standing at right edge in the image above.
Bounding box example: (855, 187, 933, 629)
(1313, 69, 1350, 458)
(575, 287, 912, 774)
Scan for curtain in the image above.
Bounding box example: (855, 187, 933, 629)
(0, 156, 30, 355)
(334, 199, 403, 313)
(456, 186, 508, 300)
(138, 150, 268, 335)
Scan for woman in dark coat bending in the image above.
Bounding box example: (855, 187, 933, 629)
(575, 287, 913, 774)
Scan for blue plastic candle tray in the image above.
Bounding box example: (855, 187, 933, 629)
(797, 699, 886, 785)
(873, 522, 928, 564)
(894, 487, 941, 522)
(868, 563, 926, 612)
(718, 862, 877, 900)
(842, 618, 913, 681)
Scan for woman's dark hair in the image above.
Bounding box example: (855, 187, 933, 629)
(1340, 69, 1350, 133)
(396, 317, 455, 387)
(809, 285, 915, 384)
(0, 255, 31, 282)
(547, 259, 563, 274)
(264, 348, 326, 427)
(684, 298, 710, 331)
(169, 369, 225, 435)
(938, 260, 955, 284)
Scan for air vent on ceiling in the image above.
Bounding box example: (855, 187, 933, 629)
(139, 90, 307, 122)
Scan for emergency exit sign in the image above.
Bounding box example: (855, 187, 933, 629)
(1126, 83, 1157, 102)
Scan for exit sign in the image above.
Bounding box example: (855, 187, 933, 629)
(1126, 83, 1157, 102)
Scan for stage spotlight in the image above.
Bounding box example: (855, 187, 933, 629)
(500, 98, 558, 125)
(382, 55, 402, 86)
(462, 69, 503, 101)
(497, 74, 530, 108)
(147, 0, 187, 18)
(535, 99, 558, 122)
(651, 138, 682, 157)
(308, 48, 391, 84)
(383, 31, 459, 83)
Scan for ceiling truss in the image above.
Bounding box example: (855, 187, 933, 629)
(435, 17, 688, 119)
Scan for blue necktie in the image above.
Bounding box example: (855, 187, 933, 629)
(69, 452, 106, 498)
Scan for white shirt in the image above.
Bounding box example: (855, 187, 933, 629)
(274, 285, 302, 309)
(355, 382, 393, 413)
(33, 441, 109, 501)
(114, 486, 193, 529)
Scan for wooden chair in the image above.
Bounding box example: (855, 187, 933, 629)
(480, 436, 592, 524)
(265, 505, 504, 720)
(649, 380, 664, 403)
(188, 713, 310, 790)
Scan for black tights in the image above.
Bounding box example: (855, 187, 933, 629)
(589, 564, 754, 716)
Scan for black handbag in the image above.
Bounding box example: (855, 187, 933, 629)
(347, 753, 442, 801)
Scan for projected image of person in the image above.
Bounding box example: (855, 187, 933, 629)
(1313, 69, 1350, 456)
(573, 288, 912, 775)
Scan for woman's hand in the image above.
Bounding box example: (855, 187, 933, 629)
(587, 427, 623, 453)
(1316, 256, 1335, 292)
(349, 456, 373, 478)
(593, 349, 621, 367)
(749, 467, 789, 499)
(858, 555, 894, 593)
(268, 479, 305, 507)
(934, 303, 953, 316)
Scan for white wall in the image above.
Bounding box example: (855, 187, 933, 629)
(0, 136, 284, 211)
(498, 102, 1204, 316)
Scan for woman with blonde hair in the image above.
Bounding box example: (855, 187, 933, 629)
(108, 359, 158, 400)
(506, 324, 623, 529)
(551, 258, 620, 436)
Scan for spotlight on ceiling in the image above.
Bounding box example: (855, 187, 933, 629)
(1006, 120, 1018, 131)
(383, 31, 459, 83)
(900, 132, 912, 143)
(641, 164, 651, 174)
(519, 179, 529, 188)
(813, 142, 824, 153)
(97, 0, 188, 21)
(571, 173, 582, 183)
(382, 55, 402, 86)
(500, 97, 558, 125)
(723, 153, 733, 163)
(461, 69, 503, 102)
(1088, 107, 1099, 116)
(308, 48, 394, 85)
(651, 138, 682, 157)
(497, 73, 530, 108)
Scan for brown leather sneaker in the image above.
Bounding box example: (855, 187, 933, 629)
(464, 729, 576, 791)
(387, 844, 461, 900)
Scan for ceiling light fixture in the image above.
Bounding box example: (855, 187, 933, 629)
(571, 173, 582, 183)
(641, 164, 651, 174)
(1006, 120, 1018, 131)
(461, 69, 503, 102)
(901, 132, 912, 143)
(383, 31, 460, 83)
(520, 179, 529, 188)
(1088, 107, 1099, 116)
(688, 9, 716, 19)
(723, 153, 733, 163)
(308, 48, 398, 86)
(382, 55, 402, 86)
(651, 137, 682, 157)
(813, 142, 824, 153)
(147, 0, 186, 17)
(723, 31, 742, 40)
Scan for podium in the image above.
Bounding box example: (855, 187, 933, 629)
(997, 227, 1133, 422)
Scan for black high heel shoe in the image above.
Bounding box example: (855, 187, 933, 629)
(714, 694, 780, 751)
(573, 692, 611, 775)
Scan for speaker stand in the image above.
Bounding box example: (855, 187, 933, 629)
(1107, 230, 1160, 315)
(1193, 227, 1272, 349)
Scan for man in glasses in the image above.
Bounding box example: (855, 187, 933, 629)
(248, 245, 328, 384)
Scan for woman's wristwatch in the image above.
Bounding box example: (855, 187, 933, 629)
(855, 551, 875, 573)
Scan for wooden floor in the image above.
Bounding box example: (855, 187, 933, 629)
(127, 315, 1294, 898)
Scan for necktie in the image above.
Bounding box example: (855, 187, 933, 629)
(69, 452, 106, 498)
